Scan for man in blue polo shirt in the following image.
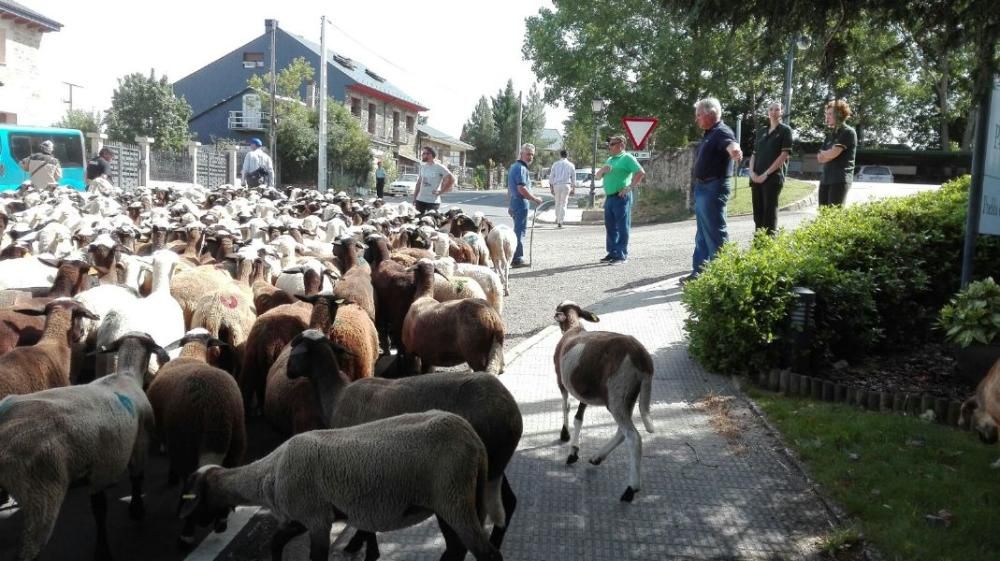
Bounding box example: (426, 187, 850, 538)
(686, 97, 743, 283)
(508, 143, 544, 268)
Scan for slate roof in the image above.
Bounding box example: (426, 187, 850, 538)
(0, 1, 62, 31)
(290, 33, 427, 112)
(417, 124, 475, 151)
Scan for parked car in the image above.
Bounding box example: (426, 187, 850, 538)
(855, 165, 894, 183)
(575, 169, 603, 189)
(388, 173, 419, 196)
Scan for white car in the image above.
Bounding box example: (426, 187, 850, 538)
(855, 165, 894, 183)
(388, 173, 419, 197)
(575, 169, 603, 189)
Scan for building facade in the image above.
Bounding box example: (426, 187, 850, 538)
(0, 1, 62, 125)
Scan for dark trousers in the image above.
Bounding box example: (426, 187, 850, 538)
(376, 177, 385, 198)
(415, 200, 440, 213)
(751, 176, 783, 235)
(819, 182, 850, 206)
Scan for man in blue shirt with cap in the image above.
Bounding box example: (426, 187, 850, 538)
(241, 137, 274, 187)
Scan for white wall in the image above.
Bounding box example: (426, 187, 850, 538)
(0, 19, 62, 125)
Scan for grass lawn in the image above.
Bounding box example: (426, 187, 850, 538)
(727, 177, 816, 216)
(749, 387, 1000, 561)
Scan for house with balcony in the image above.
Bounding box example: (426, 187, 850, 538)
(172, 23, 427, 171)
(414, 123, 474, 173)
(0, 1, 62, 125)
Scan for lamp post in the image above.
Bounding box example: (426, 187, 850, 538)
(588, 98, 608, 209)
(781, 35, 811, 125)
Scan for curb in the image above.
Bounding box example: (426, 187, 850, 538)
(778, 187, 819, 212)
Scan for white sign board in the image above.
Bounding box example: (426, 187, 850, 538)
(629, 151, 651, 160)
(981, 76, 1000, 235)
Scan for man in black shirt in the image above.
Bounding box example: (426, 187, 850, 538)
(687, 97, 743, 282)
(86, 148, 115, 194)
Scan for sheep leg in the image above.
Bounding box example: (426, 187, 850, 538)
(588, 428, 625, 466)
(90, 491, 113, 561)
(307, 527, 331, 561)
(488, 475, 517, 548)
(566, 403, 587, 464)
(437, 512, 500, 561)
(558, 385, 571, 442)
(343, 529, 375, 554)
(608, 404, 643, 503)
(270, 521, 306, 561)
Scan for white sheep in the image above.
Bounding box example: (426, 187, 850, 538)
(486, 225, 517, 296)
(0, 332, 165, 561)
(179, 411, 502, 561)
(553, 301, 655, 502)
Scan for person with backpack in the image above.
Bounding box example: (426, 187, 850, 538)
(18, 140, 62, 190)
(241, 137, 273, 188)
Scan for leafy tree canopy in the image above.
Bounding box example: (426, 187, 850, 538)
(105, 70, 192, 151)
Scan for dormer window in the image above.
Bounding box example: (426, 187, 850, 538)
(242, 52, 265, 69)
(333, 54, 355, 70)
(365, 69, 385, 82)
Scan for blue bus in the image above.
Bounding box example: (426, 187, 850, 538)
(0, 125, 86, 191)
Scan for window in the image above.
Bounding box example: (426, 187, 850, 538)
(333, 54, 355, 70)
(392, 112, 400, 142)
(368, 103, 376, 134)
(242, 52, 265, 69)
(11, 134, 85, 167)
(406, 116, 415, 134)
(351, 98, 362, 117)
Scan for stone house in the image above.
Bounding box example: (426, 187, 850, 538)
(412, 123, 474, 174)
(172, 22, 427, 172)
(0, 1, 62, 125)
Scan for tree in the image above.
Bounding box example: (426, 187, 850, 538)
(492, 80, 521, 166)
(461, 96, 498, 167)
(53, 109, 101, 135)
(105, 70, 192, 151)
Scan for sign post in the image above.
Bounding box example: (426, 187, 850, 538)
(960, 75, 1000, 287)
(622, 117, 658, 150)
(979, 76, 1000, 236)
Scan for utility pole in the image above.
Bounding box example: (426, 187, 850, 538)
(266, 19, 279, 180)
(62, 81, 83, 112)
(318, 16, 328, 192)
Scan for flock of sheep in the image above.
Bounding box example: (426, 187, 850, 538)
(0, 182, 656, 561)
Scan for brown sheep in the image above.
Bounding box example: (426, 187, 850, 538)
(239, 302, 311, 414)
(0, 311, 44, 356)
(368, 236, 417, 361)
(0, 299, 99, 400)
(402, 260, 504, 375)
(147, 329, 246, 544)
(332, 236, 375, 322)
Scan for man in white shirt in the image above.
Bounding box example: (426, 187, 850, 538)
(413, 146, 455, 213)
(547, 150, 577, 228)
(241, 137, 274, 188)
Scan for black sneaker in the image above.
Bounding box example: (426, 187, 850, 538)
(599, 254, 614, 263)
(609, 258, 628, 265)
(511, 260, 530, 269)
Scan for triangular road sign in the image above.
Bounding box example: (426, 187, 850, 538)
(622, 117, 659, 149)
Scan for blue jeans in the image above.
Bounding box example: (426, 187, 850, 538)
(604, 190, 633, 260)
(692, 178, 730, 273)
(510, 198, 529, 262)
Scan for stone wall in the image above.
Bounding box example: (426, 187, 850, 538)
(643, 143, 697, 192)
(0, 19, 59, 125)
(343, 88, 418, 158)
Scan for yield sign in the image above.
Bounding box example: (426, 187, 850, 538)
(622, 117, 658, 149)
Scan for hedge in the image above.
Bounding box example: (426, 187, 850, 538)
(682, 176, 1000, 375)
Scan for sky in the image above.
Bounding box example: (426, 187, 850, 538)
(32, 0, 569, 139)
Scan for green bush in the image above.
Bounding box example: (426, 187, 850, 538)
(683, 175, 1000, 375)
(938, 277, 1000, 347)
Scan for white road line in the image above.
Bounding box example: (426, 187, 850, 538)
(184, 506, 261, 561)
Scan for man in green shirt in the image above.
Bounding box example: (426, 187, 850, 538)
(595, 134, 645, 265)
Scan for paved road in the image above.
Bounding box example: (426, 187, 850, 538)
(0, 183, 886, 561)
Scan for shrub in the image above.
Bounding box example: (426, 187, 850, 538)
(683, 175, 1000, 375)
(938, 277, 1000, 347)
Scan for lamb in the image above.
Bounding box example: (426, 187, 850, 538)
(239, 301, 312, 414)
(331, 235, 375, 321)
(179, 411, 503, 561)
(368, 236, 417, 360)
(170, 263, 235, 329)
(287, 329, 522, 556)
(0, 299, 99, 401)
(552, 301, 655, 502)
(402, 260, 504, 375)
(486, 225, 517, 296)
(190, 285, 256, 376)
(0, 332, 164, 561)
(147, 329, 246, 544)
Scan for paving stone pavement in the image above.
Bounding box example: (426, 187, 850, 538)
(252, 274, 837, 561)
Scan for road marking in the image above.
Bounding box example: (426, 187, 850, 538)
(184, 506, 261, 561)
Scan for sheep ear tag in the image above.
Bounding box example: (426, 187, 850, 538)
(583, 311, 600, 323)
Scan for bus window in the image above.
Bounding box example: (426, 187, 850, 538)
(10, 133, 84, 167)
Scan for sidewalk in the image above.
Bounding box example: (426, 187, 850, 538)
(248, 275, 838, 561)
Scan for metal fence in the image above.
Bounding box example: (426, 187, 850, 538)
(197, 146, 230, 189)
(149, 148, 193, 183)
(104, 141, 141, 190)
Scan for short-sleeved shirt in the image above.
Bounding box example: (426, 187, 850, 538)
(87, 157, 113, 181)
(820, 125, 857, 185)
(417, 160, 452, 204)
(752, 123, 793, 177)
(694, 121, 737, 180)
(507, 159, 530, 201)
(602, 153, 642, 195)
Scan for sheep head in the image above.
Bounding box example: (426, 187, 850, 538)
(178, 465, 230, 533)
(287, 329, 353, 383)
(554, 301, 599, 331)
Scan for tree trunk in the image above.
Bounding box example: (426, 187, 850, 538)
(935, 57, 950, 150)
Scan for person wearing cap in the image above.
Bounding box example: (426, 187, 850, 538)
(241, 138, 274, 188)
(595, 134, 645, 265)
(86, 147, 116, 196)
(19, 139, 63, 190)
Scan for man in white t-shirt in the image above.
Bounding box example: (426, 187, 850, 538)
(547, 149, 577, 228)
(413, 146, 455, 213)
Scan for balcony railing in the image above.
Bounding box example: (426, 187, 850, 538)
(228, 111, 270, 131)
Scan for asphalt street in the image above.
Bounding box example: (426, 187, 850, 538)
(0, 188, 817, 561)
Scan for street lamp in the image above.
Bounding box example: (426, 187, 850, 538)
(781, 35, 811, 125)
(589, 98, 609, 209)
